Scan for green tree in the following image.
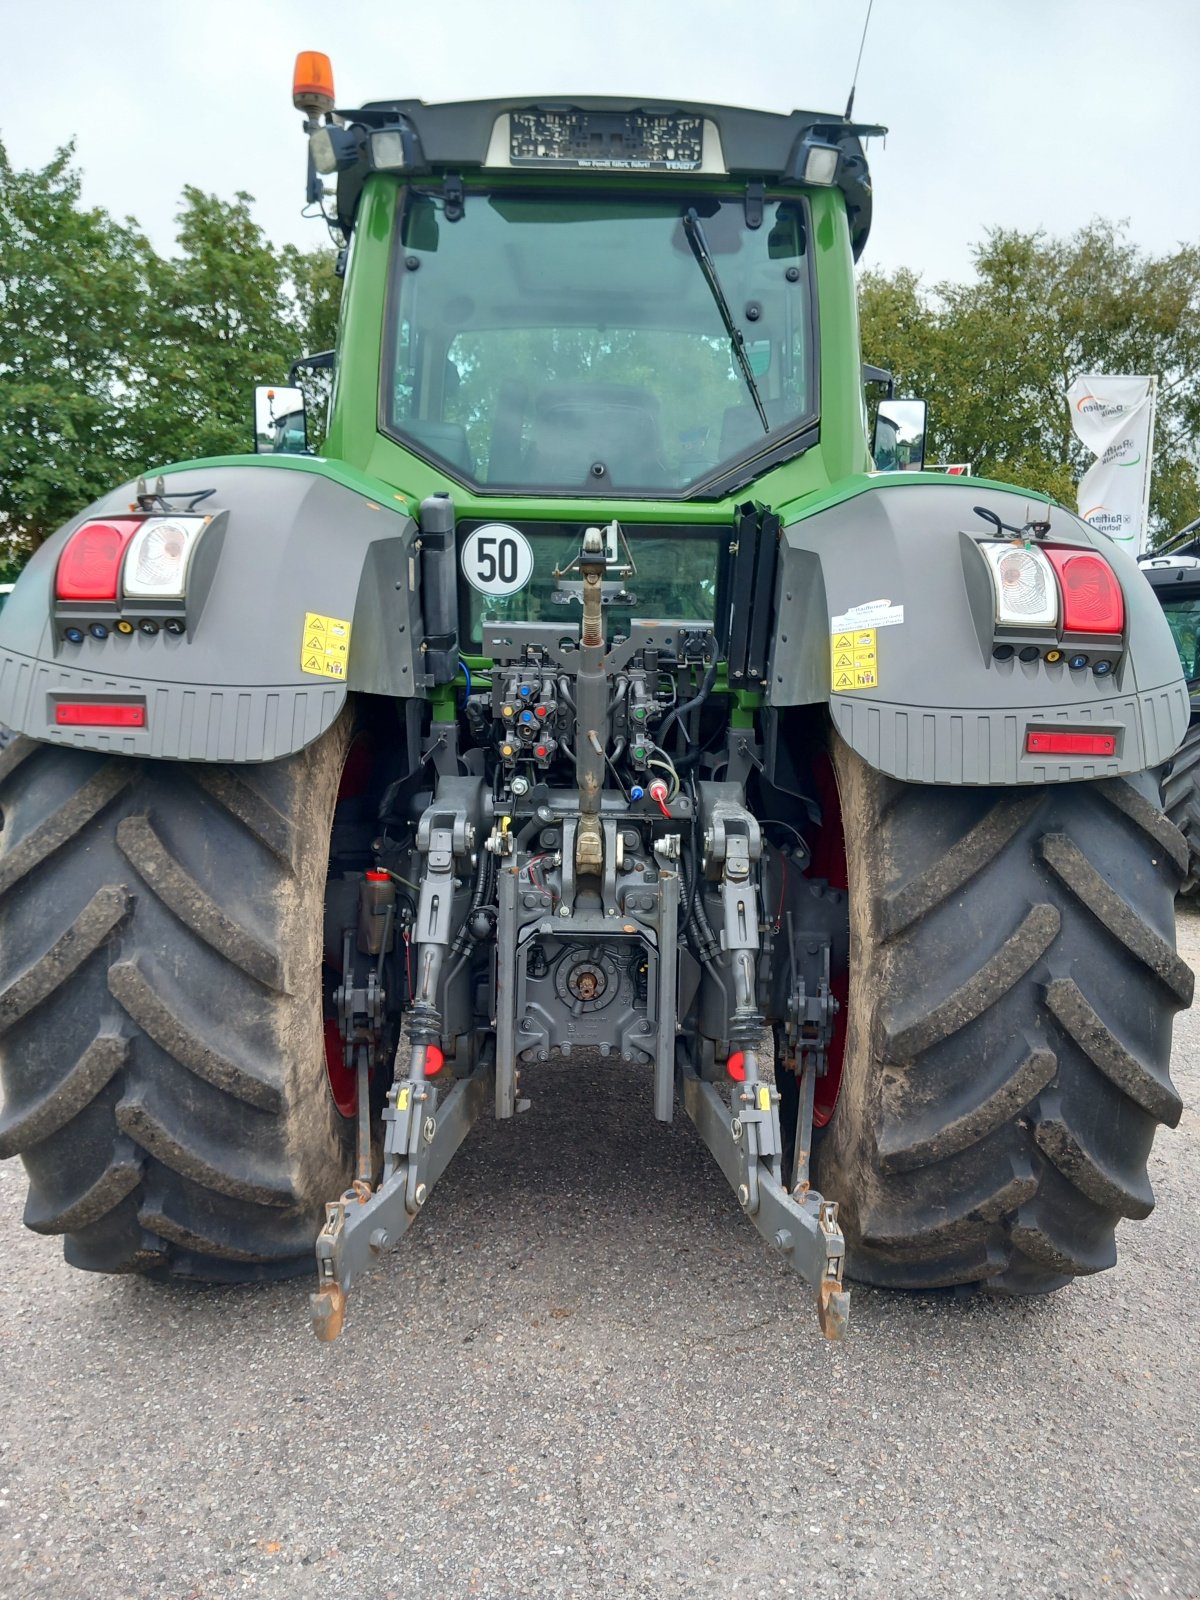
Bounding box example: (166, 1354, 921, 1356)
(0, 141, 153, 556)
(282, 240, 343, 445)
(860, 222, 1200, 537)
(0, 145, 340, 559)
(130, 187, 298, 467)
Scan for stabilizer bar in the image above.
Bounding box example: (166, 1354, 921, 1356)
(680, 1065, 850, 1339)
(311, 1061, 493, 1341)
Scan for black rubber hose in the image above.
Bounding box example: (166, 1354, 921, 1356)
(658, 661, 717, 748)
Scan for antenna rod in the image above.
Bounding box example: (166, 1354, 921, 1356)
(844, 0, 876, 120)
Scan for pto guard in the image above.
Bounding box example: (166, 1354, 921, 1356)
(0, 461, 425, 763)
(770, 478, 1189, 784)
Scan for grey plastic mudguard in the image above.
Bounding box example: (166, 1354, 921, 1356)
(0, 463, 424, 762)
(769, 479, 1188, 784)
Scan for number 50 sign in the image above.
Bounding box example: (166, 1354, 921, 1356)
(460, 523, 534, 597)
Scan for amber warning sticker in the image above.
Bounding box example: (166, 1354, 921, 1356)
(830, 628, 879, 692)
(301, 612, 352, 679)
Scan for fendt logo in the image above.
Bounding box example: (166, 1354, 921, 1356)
(1075, 393, 1130, 422)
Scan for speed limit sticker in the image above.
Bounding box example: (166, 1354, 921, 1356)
(460, 524, 534, 597)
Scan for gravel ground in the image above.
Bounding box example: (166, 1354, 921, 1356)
(2, 916, 1198, 1600)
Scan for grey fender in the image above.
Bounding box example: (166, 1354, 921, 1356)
(0, 462, 425, 762)
(769, 478, 1188, 784)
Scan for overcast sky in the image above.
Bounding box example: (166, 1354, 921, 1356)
(3, 0, 1198, 282)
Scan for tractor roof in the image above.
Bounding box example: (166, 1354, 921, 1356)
(329, 94, 883, 257)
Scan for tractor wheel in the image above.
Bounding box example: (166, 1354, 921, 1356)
(1160, 717, 1200, 896)
(811, 734, 1192, 1294)
(0, 719, 358, 1282)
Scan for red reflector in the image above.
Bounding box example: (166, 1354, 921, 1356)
(1025, 730, 1116, 756)
(1045, 549, 1124, 633)
(726, 1051, 746, 1082)
(55, 702, 146, 728)
(55, 519, 141, 601)
(424, 1044, 445, 1077)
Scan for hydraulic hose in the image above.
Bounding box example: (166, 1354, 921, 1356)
(659, 660, 718, 749)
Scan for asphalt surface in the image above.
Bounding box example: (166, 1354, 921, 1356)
(2, 920, 1199, 1600)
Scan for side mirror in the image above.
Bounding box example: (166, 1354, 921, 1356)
(873, 397, 927, 472)
(254, 385, 308, 455)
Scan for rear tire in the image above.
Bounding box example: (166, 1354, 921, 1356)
(1160, 717, 1200, 895)
(0, 721, 356, 1282)
(812, 735, 1192, 1294)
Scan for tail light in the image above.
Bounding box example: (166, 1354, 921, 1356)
(980, 543, 1058, 628)
(1045, 549, 1124, 634)
(55, 519, 141, 601)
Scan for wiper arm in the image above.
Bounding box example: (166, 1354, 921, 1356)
(682, 207, 770, 435)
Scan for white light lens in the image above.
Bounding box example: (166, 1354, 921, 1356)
(369, 129, 406, 170)
(309, 127, 338, 175)
(122, 517, 206, 600)
(981, 542, 1058, 628)
(803, 144, 839, 184)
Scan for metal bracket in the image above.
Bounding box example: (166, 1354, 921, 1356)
(784, 926, 840, 1081)
(443, 172, 465, 221)
(680, 1064, 850, 1340)
(311, 1061, 493, 1342)
(334, 927, 388, 1186)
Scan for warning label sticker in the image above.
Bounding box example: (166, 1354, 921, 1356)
(301, 612, 352, 679)
(830, 628, 879, 692)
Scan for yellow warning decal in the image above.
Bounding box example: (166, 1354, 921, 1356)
(757, 1084, 771, 1113)
(830, 627, 878, 692)
(301, 612, 352, 679)
(397, 1087, 410, 1112)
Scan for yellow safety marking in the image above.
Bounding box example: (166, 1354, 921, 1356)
(397, 1087, 410, 1111)
(301, 611, 352, 679)
(830, 627, 879, 692)
(757, 1084, 771, 1113)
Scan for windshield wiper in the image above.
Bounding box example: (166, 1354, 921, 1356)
(682, 207, 770, 435)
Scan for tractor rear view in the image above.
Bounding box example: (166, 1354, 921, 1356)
(0, 56, 1191, 1342)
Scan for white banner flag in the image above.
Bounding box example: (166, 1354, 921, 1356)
(1067, 374, 1157, 556)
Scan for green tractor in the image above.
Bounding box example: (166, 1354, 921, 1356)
(0, 56, 1191, 1341)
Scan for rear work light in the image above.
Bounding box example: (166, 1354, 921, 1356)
(55, 702, 146, 728)
(1045, 549, 1125, 634)
(980, 543, 1058, 628)
(1025, 729, 1116, 757)
(55, 519, 141, 601)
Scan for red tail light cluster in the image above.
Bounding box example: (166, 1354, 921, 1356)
(55, 514, 209, 608)
(55, 519, 142, 601)
(986, 541, 1124, 637)
(1043, 549, 1124, 634)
